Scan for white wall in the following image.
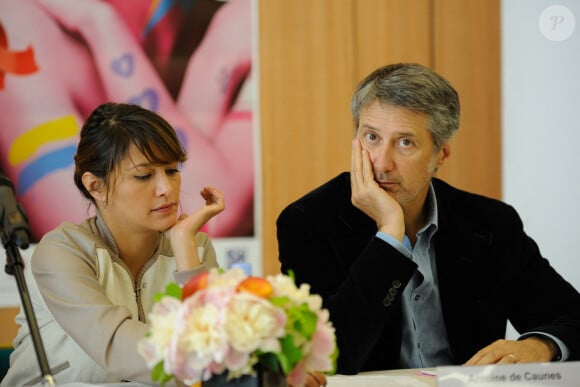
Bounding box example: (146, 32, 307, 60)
(502, 0, 580, 295)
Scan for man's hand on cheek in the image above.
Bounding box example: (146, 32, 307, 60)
(351, 139, 404, 241)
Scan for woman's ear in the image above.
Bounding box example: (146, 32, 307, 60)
(82, 172, 106, 203)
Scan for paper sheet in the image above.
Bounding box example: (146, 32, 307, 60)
(328, 373, 434, 387)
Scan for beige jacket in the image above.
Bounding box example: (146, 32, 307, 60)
(1, 216, 217, 386)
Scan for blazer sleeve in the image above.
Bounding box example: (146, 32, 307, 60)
(434, 181, 580, 363)
(504, 216, 580, 359)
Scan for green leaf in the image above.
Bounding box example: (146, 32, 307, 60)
(268, 295, 290, 308)
(287, 303, 318, 340)
(153, 282, 182, 302)
(278, 334, 304, 372)
(329, 344, 340, 374)
(151, 361, 174, 386)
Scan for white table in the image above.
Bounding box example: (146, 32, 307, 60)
(59, 369, 436, 387)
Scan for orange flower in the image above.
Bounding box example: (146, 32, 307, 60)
(237, 277, 273, 298)
(182, 271, 209, 300)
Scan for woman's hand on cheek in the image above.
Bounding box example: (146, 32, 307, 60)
(166, 186, 225, 270)
(169, 186, 225, 235)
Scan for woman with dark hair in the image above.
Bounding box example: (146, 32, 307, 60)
(2, 103, 224, 386)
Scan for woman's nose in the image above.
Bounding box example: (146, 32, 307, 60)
(155, 174, 172, 196)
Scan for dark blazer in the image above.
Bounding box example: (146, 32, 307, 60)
(277, 172, 580, 374)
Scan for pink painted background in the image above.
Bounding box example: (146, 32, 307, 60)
(0, 0, 255, 241)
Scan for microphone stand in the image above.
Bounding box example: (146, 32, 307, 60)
(2, 230, 55, 387)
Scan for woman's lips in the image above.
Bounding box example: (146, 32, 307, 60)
(152, 203, 176, 213)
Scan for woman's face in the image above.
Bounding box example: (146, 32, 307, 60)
(103, 143, 182, 234)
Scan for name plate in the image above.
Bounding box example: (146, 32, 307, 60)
(437, 361, 580, 386)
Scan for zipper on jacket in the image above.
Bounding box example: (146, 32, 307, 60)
(135, 281, 147, 322)
(134, 256, 157, 322)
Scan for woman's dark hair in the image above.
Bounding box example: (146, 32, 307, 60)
(73, 102, 187, 202)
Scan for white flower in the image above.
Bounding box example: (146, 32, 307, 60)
(180, 303, 225, 357)
(268, 273, 323, 311)
(165, 288, 232, 381)
(208, 266, 248, 288)
(225, 292, 286, 353)
(137, 296, 181, 367)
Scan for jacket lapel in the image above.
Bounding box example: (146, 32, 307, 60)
(433, 179, 496, 362)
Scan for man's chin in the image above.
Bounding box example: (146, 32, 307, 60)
(386, 190, 410, 206)
(379, 185, 399, 196)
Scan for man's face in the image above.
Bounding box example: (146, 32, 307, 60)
(355, 100, 450, 213)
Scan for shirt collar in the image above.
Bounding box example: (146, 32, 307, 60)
(94, 210, 120, 257)
(417, 183, 439, 238)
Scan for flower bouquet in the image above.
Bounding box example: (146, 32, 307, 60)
(137, 267, 338, 386)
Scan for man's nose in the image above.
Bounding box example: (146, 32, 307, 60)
(372, 144, 395, 173)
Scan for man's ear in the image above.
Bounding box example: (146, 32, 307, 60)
(436, 144, 451, 169)
(432, 144, 451, 174)
(82, 172, 106, 202)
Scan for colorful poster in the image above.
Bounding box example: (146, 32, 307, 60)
(0, 0, 259, 306)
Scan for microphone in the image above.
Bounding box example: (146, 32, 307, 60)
(0, 172, 31, 249)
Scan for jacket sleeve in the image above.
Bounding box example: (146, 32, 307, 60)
(277, 202, 417, 374)
(174, 231, 219, 284)
(502, 212, 580, 360)
(435, 191, 580, 363)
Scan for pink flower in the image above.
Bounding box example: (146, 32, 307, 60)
(304, 310, 336, 371)
(286, 309, 336, 386)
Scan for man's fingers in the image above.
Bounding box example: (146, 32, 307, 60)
(360, 146, 374, 183)
(351, 139, 363, 187)
(351, 138, 376, 193)
(501, 354, 518, 364)
(309, 372, 327, 386)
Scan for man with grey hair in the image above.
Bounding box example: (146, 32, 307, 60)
(277, 63, 580, 374)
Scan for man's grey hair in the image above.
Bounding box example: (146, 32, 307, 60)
(350, 63, 460, 151)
